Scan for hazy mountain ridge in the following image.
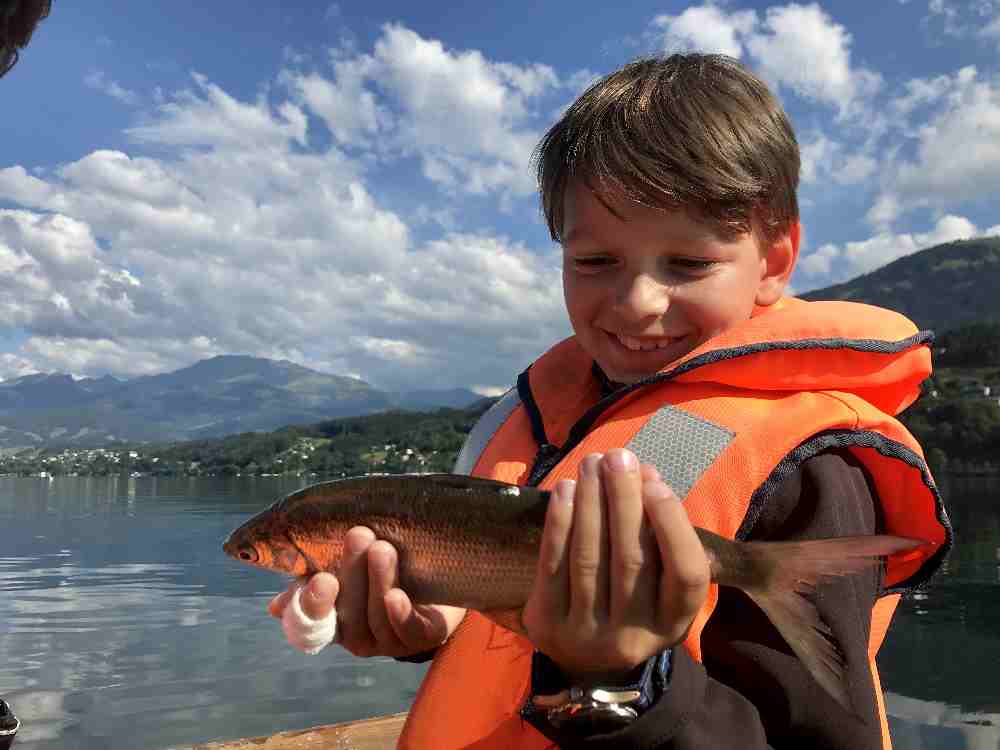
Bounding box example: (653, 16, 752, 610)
(0, 355, 480, 448)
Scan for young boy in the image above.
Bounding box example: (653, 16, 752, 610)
(1, 0, 51, 78)
(270, 53, 949, 749)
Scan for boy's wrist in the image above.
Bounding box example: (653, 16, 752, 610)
(523, 649, 672, 738)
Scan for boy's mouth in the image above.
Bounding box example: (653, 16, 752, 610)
(612, 332, 685, 352)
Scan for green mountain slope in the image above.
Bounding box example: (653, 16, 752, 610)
(800, 236, 1000, 332)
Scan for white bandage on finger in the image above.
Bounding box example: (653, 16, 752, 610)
(281, 582, 338, 655)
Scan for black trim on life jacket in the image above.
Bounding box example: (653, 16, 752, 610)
(519, 369, 562, 484)
(520, 332, 934, 488)
(738, 428, 953, 594)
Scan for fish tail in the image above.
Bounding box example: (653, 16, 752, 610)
(732, 534, 928, 712)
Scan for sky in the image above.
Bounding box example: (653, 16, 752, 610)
(1, 0, 998, 394)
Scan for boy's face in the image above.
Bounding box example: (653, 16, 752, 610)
(561, 179, 794, 384)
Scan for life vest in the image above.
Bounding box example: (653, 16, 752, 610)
(397, 298, 951, 750)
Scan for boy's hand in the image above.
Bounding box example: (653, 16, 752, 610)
(522, 449, 710, 683)
(268, 527, 466, 658)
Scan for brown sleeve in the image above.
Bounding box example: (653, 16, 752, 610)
(560, 449, 886, 749)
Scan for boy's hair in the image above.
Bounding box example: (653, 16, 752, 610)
(535, 53, 800, 244)
(1, 0, 51, 78)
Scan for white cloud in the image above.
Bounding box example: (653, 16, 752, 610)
(128, 73, 308, 151)
(797, 214, 980, 286)
(280, 25, 561, 199)
(799, 132, 876, 185)
(0, 31, 570, 391)
(285, 57, 385, 145)
(745, 4, 881, 117)
(871, 67, 1000, 224)
(365, 24, 558, 196)
(84, 70, 139, 106)
(655, 4, 758, 58)
(652, 3, 881, 118)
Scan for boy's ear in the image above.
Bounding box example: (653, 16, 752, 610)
(755, 222, 800, 306)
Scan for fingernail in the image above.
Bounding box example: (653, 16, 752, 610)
(607, 449, 637, 473)
(580, 453, 602, 478)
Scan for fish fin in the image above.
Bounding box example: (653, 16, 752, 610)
(737, 535, 928, 713)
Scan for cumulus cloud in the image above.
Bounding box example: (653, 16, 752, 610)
(282, 24, 561, 198)
(0, 28, 570, 390)
(654, 3, 881, 118)
(869, 66, 1000, 225)
(796, 214, 980, 287)
(655, 4, 758, 58)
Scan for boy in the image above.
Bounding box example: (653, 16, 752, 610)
(1, 0, 51, 78)
(271, 54, 949, 749)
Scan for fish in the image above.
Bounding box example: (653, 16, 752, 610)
(223, 472, 928, 711)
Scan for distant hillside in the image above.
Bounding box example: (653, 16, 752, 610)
(0, 355, 481, 449)
(801, 236, 1000, 332)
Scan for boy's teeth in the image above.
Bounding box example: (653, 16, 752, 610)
(616, 333, 676, 351)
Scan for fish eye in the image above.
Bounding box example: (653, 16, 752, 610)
(238, 545, 259, 563)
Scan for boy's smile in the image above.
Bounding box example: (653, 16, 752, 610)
(561, 179, 796, 385)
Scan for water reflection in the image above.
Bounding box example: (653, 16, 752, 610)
(0, 474, 996, 749)
(0, 476, 426, 749)
(879, 475, 1000, 728)
(887, 694, 1000, 750)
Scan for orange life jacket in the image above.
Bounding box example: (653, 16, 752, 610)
(398, 298, 951, 750)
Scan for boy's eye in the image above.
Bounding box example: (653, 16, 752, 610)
(670, 258, 717, 273)
(572, 256, 617, 271)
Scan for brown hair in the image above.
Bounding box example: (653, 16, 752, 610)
(534, 53, 800, 244)
(1, 0, 51, 78)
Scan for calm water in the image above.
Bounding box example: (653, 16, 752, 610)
(0, 474, 996, 749)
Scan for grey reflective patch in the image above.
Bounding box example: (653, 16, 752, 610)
(452, 388, 521, 475)
(627, 405, 734, 500)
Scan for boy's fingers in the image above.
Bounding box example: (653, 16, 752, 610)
(602, 449, 648, 620)
(532, 479, 575, 618)
(644, 481, 710, 640)
(384, 591, 452, 649)
(335, 526, 376, 647)
(366, 541, 407, 651)
(269, 575, 311, 618)
(569, 453, 609, 621)
(268, 587, 293, 618)
(302, 573, 339, 621)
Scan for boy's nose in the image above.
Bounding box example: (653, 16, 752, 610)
(616, 274, 669, 320)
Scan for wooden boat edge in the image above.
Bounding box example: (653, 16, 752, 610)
(184, 712, 408, 749)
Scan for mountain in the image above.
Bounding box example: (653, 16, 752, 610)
(0, 355, 481, 449)
(800, 236, 1000, 332)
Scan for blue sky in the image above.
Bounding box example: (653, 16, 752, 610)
(1, 0, 998, 392)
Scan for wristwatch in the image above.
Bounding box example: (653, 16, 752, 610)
(523, 649, 672, 738)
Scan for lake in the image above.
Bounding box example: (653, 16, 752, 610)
(0, 473, 996, 749)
